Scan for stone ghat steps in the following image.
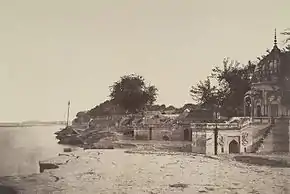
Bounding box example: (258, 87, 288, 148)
(258, 121, 289, 153)
(241, 124, 269, 137)
(251, 125, 272, 153)
(241, 124, 270, 153)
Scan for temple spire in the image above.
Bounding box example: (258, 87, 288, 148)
(274, 28, 277, 46)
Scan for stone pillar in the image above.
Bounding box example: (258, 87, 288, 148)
(244, 99, 246, 116)
(205, 130, 215, 155)
(251, 99, 255, 117)
(250, 99, 253, 117)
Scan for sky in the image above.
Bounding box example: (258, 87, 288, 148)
(0, 0, 289, 122)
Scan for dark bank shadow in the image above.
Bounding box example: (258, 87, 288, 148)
(234, 156, 290, 168)
(0, 186, 17, 194)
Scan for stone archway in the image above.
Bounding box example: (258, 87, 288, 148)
(256, 105, 262, 117)
(184, 128, 192, 141)
(184, 129, 189, 141)
(163, 135, 169, 141)
(229, 140, 239, 153)
(244, 96, 251, 116)
(270, 104, 278, 117)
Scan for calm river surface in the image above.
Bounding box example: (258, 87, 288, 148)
(0, 125, 70, 177)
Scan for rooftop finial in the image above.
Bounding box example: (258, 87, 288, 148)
(274, 28, 277, 46)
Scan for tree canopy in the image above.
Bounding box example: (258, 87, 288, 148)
(109, 74, 158, 113)
(87, 100, 124, 117)
(190, 77, 219, 109)
(281, 28, 290, 51)
(190, 58, 255, 117)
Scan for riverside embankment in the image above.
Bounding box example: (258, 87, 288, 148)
(2, 143, 290, 193)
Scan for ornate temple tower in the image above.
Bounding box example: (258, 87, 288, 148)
(244, 29, 290, 117)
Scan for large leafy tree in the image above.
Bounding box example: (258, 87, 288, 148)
(190, 77, 220, 109)
(211, 58, 255, 116)
(109, 74, 158, 113)
(87, 100, 123, 117)
(72, 111, 91, 124)
(190, 58, 255, 117)
(281, 28, 290, 51)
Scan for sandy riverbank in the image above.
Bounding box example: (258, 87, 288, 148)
(1, 147, 290, 194)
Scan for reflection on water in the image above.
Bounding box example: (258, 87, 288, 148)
(0, 125, 69, 176)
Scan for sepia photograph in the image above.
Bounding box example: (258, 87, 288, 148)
(0, 0, 290, 193)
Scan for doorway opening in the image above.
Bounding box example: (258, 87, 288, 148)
(271, 104, 278, 117)
(184, 129, 192, 141)
(229, 140, 239, 153)
(256, 105, 262, 117)
(149, 128, 152, 140)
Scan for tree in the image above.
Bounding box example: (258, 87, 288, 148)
(73, 111, 90, 124)
(211, 58, 255, 116)
(281, 28, 290, 51)
(190, 58, 255, 117)
(281, 28, 290, 43)
(190, 77, 220, 109)
(109, 74, 158, 113)
(87, 100, 126, 117)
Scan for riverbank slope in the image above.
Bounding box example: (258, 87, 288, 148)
(1, 147, 290, 193)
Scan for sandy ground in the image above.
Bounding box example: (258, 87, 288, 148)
(1, 149, 290, 194)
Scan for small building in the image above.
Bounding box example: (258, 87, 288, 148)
(191, 123, 241, 154)
(133, 108, 217, 142)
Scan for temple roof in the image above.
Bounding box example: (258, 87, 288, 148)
(252, 29, 290, 85)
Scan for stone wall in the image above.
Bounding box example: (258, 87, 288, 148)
(191, 131, 206, 154)
(193, 129, 241, 155)
(219, 130, 241, 154)
(251, 117, 271, 125)
(134, 125, 186, 141)
(134, 128, 150, 140)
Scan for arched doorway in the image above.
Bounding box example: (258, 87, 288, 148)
(163, 135, 169, 141)
(256, 105, 262, 117)
(184, 129, 189, 141)
(229, 140, 239, 153)
(244, 96, 251, 116)
(270, 104, 278, 117)
(184, 129, 192, 141)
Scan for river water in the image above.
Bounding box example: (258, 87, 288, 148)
(0, 125, 70, 177)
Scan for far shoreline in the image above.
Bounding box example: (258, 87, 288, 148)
(0, 122, 66, 128)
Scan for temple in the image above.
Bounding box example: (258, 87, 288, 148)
(244, 29, 290, 117)
(131, 29, 290, 155)
(189, 30, 290, 155)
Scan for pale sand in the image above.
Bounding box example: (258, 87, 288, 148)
(1, 149, 290, 193)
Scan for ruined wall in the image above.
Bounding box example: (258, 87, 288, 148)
(134, 128, 150, 140)
(134, 124, 186, 141)
(171, 125, 185, 141)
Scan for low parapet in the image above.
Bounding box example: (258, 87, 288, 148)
(190, 122, 239, 130)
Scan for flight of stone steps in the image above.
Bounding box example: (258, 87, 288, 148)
(240, 123, 270, 153)
(257, 118, 289, 153)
